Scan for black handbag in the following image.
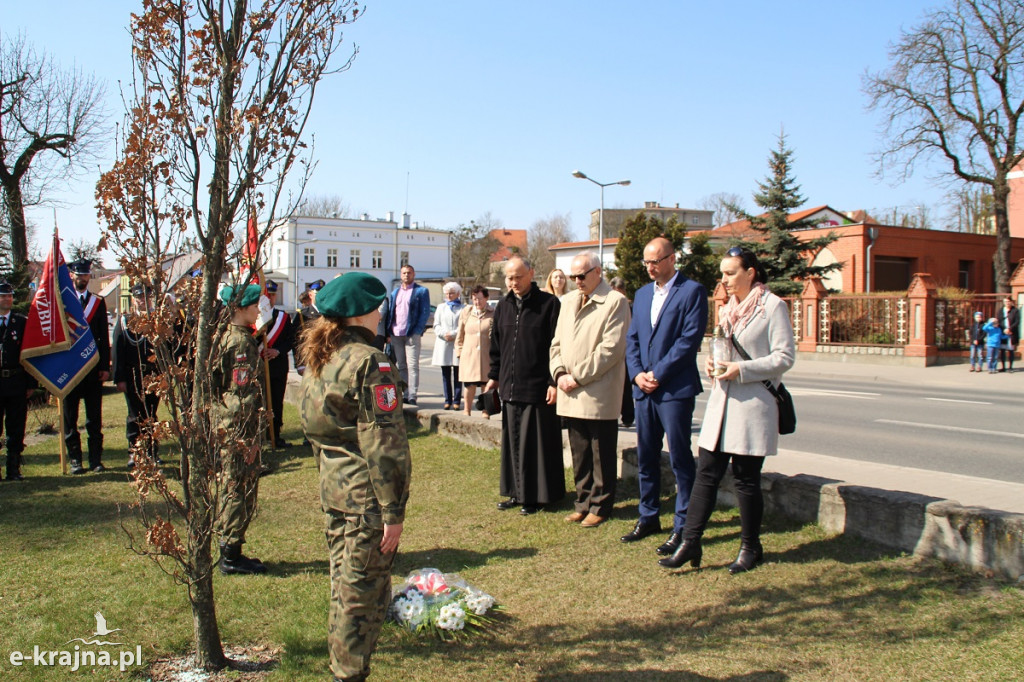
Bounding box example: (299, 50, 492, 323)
(730, 337, 796, 435)
(474, 388, 502, 416)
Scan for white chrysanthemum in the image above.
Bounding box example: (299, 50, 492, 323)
(464, 591, 495, 616)
(392, 596, 412, 623)
(436, 603, 466, 631)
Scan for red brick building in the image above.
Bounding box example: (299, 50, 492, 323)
(717, 205, 1024, 293)
(487, 228, 528, 262)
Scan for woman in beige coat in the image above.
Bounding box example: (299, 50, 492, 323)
(455, 285, 494, 416)
(660, 247, 795, 574)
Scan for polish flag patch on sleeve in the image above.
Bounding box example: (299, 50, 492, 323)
(378, 361, 391, 372)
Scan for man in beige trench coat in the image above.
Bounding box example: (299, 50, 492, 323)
(550, 251, 631, 528)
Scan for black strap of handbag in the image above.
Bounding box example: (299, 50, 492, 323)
(730, 335, 785, 402)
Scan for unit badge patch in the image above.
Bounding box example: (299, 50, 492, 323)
(233, 367, 250, 386)
(374, 384, 398, 412)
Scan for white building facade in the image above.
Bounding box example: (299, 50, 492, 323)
(261, 214, 451, 310)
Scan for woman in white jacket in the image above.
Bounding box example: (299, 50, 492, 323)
(660, 247, 795, 573)
(431, 281, 464, 409)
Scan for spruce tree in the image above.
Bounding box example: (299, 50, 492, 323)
(734, 133, 842, 296)
(613, 212, 688, 299)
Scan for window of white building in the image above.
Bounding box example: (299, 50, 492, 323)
(350, 249, 361, 268)
(326, 248, 338, 267)
(303, 247, 315, 267)
(400, 251, 410, 267)
(372, 250, 383, 269)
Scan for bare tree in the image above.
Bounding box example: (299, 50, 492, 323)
(698, 191, 746, 228)
(527, 211, 574, 277)
(864, 0, 1024, 292)
(95, 0, 360, 671)
(872, 203, 935, 229)
(450, 220, 502, 286)
(474, 210, 504, 232)
(67, 237, 102, 266)
(0, 32, 105, 283)
(945, 185, 995, 233)
(296, 193, 351, 218)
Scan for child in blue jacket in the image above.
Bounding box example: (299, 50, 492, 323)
(981, 318, 1008, 374)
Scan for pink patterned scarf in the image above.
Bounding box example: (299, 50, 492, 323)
(719, 282, 767, 337)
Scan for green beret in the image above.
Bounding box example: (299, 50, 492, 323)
(220, 284, 262, 307)
(316, 272, 386, 319)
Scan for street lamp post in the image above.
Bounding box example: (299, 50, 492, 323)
(572, 170, 631, 266)
(278, 235, 318, 309)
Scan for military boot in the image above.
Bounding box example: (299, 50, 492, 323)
(70, 460, 87, 475)
(6, 456, 24, 481)
(219, 543, 267, 575)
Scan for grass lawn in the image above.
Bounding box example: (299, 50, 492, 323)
(1, 391, 1022, 681)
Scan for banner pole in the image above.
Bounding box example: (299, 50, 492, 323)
(57, 395, 68, 475)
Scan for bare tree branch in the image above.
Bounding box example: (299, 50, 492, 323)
(864, 0, 1024, 290)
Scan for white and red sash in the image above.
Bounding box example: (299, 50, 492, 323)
(265, 309, 287, 347)
(82, 294, 101, 323)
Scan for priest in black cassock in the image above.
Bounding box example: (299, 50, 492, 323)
(484, 255, 565, 515)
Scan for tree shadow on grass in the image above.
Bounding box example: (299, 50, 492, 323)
(393, 547, 540, 576)
(266, 559, 330, 577)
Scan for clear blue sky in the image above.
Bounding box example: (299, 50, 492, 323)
(7, 0, 951, 264)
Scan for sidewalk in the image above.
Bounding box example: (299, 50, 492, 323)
(786, 351, 1024, 394)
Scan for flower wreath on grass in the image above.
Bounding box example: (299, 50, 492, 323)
(387, 568, 500, 639)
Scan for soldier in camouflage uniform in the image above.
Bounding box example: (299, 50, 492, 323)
(213, 284, 268, 575)
(298, 272, 410, 682)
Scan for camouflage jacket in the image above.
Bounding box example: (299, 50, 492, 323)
(212, 324, 264, 437)
(299, 326, 410, 524)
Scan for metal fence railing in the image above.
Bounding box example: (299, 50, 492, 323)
(706, 289, 1009, 353)
(820, 296, 906, 346)
(934, 294, 1005, 350)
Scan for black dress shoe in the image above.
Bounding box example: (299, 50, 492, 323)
(496, 498, 519, 511)
(70, 461, 87, 475)
(655, 531, 683, 556)
(620, 519, 661, 543)
(658, 538, 702, 569)
(728, 543, 764, 574)
(275, 439, 291, 449)
(519, 505, 540, 515)
(6, 472, 23, 481)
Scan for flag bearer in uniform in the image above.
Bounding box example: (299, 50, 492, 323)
(0, 280, 36, 481)
(261, 279, 294, 448)
(64, 260, 111, 474)
(213, 284, 268, 575)
(298, 273, 411, 682)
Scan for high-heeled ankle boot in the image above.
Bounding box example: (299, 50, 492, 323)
(658, 538, 702, 569)
(728, 542, 763, 574)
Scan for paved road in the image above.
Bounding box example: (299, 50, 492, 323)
(691, 372, 1024, 484)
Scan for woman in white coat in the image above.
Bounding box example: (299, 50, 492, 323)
(660, 247, 795, 573)
(432, 282, 464, 409)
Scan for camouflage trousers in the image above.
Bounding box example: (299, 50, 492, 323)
(215, 447, 260, 547)
(325, 511, 396, 681)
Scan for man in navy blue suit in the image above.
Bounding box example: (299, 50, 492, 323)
(622, 236, 708, 559)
